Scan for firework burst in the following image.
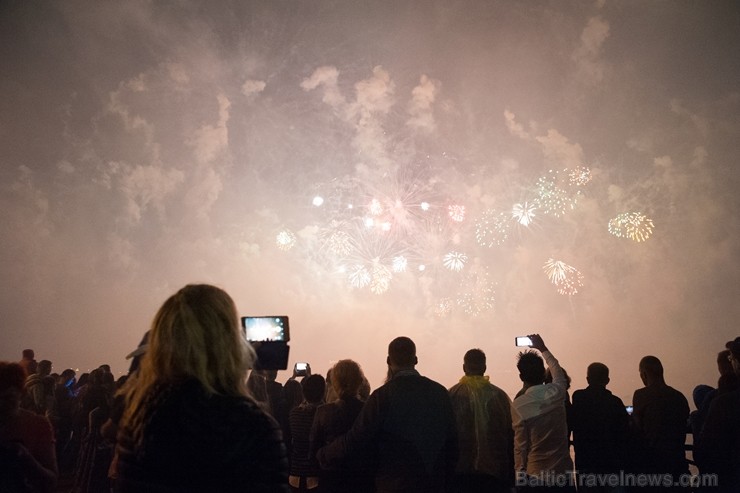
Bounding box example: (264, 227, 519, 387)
(447, 204, 466, 222)
(608, 212, 654, 242)
(325, 229, 353, 255)
(442, 251, 468, 271)
(543, 258, 584, 295)
(475, 209, 510, 247)
(432, 297, 453, 318)
(512, 202, 537, 226)
(276, 229, 296, 251)
(392, 255, 408, 273)
(348, 265, 371, 289)
(456, 267, 496, 316)
(533, 170, 578, 217)
(369, 261, 392, 294)
(569, 166, 592, 186)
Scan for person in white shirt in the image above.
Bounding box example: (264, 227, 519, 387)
(511, 334, 574, 491)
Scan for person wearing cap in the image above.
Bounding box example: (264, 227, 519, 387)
(695, 337, 740, 491)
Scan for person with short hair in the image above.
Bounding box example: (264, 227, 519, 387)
(317, 336, 458, 493)
(448, 348, 513, 492)
(511, 334, 574, 490)
(115, 284, 289, 492)
(631, 355, 690, 488)
(288, 374, 325, 492)
(570, 362, 629, 491)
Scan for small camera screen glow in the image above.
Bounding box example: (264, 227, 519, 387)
(244, 317, 287, 342)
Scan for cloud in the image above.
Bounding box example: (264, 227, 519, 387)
(690, 146, 708, 168)
(653, 155, 672, 169)
(572, 16, 610, 84)
(302, 65, 399, 169)
(350, 66, 396, 166)
(6, 166, 52, 237)
(406, 74, 439, 133)
(670, 99, 710, 137)
(241, 79, 266, 96)
(187, 93, 231, 165)
(117, 162, 185, 223)
(184, 166, 224, 220)
(504, 109, 530, 139)
(166, 62, 189, 85)
(106, 232, 139, 272)
(300, 65, 346, 110)
(352, 65, 395, 116)
(57, 160, 75, 174)
(106, 80, 156, 142)
(535, 129, 585, 168)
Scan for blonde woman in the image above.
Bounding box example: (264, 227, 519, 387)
(114, 284, 289, 492)
(310, 359, 373, 493)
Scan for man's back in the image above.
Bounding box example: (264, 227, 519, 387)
(570, 386, 629, 473)
(318, 370, 458, 493)
(632, 383, 689, 473)
(448, 377, 513, 481)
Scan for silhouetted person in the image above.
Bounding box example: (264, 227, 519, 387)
(570, 362, 629, 491)
(55, 368, 78, 474)
(19, 349, 37, 376)
(115, 284, 289, 492)
(691, 349, 739, 439)
(288, 374, 325, 492)
(73, 368, 116, 493)
(631, 355, 689, 490)
(317, 336, 458, 493)
(448, 348, 513, 493)
(511, 334, 574, 491)
(264, 370, 288, 432)
(0, 361, 58, 492)
(22, 359, 52, 415)
(695, 337, 740, 492)
(311, 359, 372, 493)
(284, 378, 304, 413)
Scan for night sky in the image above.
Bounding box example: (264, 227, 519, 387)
(2, 0, 739, 405)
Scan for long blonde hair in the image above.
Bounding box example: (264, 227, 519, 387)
(121, 284, 254, 445)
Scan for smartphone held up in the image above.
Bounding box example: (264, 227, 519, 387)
(515, 336, 533, 347)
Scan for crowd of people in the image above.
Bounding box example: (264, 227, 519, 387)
(1, 283, 738, 492)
